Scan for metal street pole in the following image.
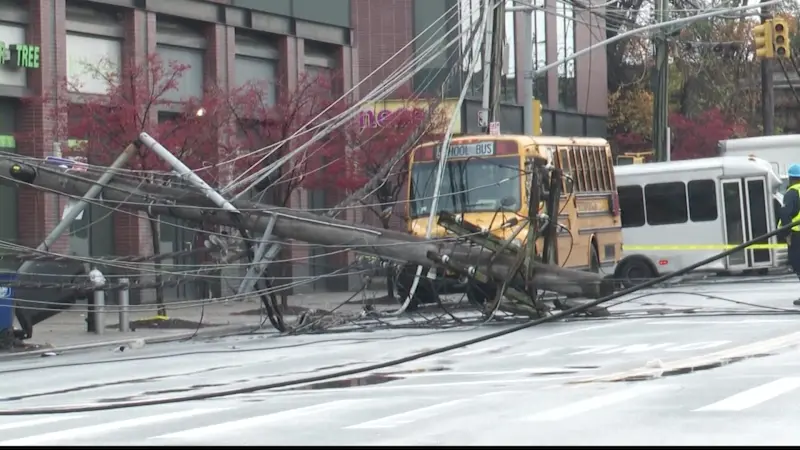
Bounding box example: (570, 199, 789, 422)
(480, 0, 496, 133)
(652, 0, 670, 162)
(519, 0, 535, 135)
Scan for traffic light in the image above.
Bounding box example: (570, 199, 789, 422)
(772, 17, 791, 59)
(753, 20, 774, 59)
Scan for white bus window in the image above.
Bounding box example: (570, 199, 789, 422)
(687, 179, 718, 222)
(645, 182, 688, 225)
(617, 185, 646, 228)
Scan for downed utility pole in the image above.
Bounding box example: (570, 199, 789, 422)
(0, 155, 610, 301)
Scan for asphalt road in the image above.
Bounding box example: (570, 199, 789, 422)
(1, 281, 800, 445)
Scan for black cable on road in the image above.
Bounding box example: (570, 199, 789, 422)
(1, 219, 798, 415)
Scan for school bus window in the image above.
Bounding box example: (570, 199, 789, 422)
(583, 149, 592, 191)
(687, 179, 718, 222)
(557, 148, 574, 194)
(601, 148, 613, 190)
(589, 148, 599, 191)
(592, 148, 603, 190)
(617, 185, 646, 228)
(645, 182, 688, 226)
(588, 148, 599, 191)
(568, 150, 582, 191)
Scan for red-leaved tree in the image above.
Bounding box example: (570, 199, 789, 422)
(25, 53, 264, 315)
(227, 71, 351, 302)
(308, 100, 446, 231)
(668, 108, 746, 160)
(614, 108, 746, 160)
(302, 94, 447, 301)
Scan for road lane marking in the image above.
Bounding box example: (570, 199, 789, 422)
(153, 399, 364, 440)
(451, 322, 630, 358)
(346, 392, 507, 429)
(575, 331, 800, 383)
(0, 415, 83, 431)
(646, 319, 798, 325)
(395, 367, 595, 377)
(0, 408, 226, 445)
(524, 385, 670, 421)
(694, 377, 800, 412)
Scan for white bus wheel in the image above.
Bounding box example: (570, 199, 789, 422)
(617, 258, 657, 289)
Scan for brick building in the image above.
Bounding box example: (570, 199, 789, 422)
(0, 0, 356, 299)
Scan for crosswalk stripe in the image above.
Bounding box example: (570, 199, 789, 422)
(0, 408, 226, 445)
(0, 416, 83, 431)
(347, 398, 472, 429)
(525, 385, 669, 422)
(152, 399, 364, 440)
(346, 391, 514, 429)
(694, 377, 800, 412)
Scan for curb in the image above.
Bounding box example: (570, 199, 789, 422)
(572, 331, 800, 383)
(0, 323, 269, 360)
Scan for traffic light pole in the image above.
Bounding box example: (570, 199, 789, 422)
(652, 0, 670, 161)
(761, 0, 775, 136)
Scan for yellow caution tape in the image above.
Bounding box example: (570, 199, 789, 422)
(625, 244, 787, 251)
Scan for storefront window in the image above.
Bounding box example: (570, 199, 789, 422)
(0, 24, 28, 87)
(66, 34, 122, 94)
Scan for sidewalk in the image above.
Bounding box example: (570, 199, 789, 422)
(7, 289, 391, 353)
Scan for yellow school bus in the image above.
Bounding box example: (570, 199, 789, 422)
(616, 151, 654, 165)
(401, 134, 623, 305)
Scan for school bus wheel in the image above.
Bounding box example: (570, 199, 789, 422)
(466, 280, 498, 307)
(589, 240, 600, 273)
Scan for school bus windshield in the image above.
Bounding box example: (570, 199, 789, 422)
(409, 157, 521, 218)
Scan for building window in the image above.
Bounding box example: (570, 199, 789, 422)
(500, 1, 516, 102)
(66, 34, 122, 94)
(65, 2, 123, 95)
(459, 0, 482, 73)
(234, 32, 278, 106)
(156, 18, 205, 102)
(533, 0, 548, 105)
(235, 56, 277, 104)
(555, 1, 576, 109)
(156, 45, 204, 102)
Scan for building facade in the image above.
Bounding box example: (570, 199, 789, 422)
(351, 0, 608, 136)
(0, 0, 356, 297)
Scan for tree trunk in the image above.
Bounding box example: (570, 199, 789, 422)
(147, 212, 167, 317)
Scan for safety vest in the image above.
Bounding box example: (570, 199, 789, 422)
(779, 184, 800, 232)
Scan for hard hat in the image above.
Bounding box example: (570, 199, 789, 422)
(789, 164, 800, 178)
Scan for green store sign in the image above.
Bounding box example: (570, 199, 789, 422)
(0, 42, 40, 69)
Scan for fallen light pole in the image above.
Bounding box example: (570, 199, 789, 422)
(0, 149, 611, 315)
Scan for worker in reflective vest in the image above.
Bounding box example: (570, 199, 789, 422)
(779, 163, 800, 305)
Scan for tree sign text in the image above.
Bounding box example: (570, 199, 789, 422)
(0, 42, 40, 69)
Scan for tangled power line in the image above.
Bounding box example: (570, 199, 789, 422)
(0, 0, 789, 349)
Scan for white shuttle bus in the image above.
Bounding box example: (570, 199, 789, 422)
(613, 156, 786, 287)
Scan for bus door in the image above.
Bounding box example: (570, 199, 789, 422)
(721, 176, 773, 270)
